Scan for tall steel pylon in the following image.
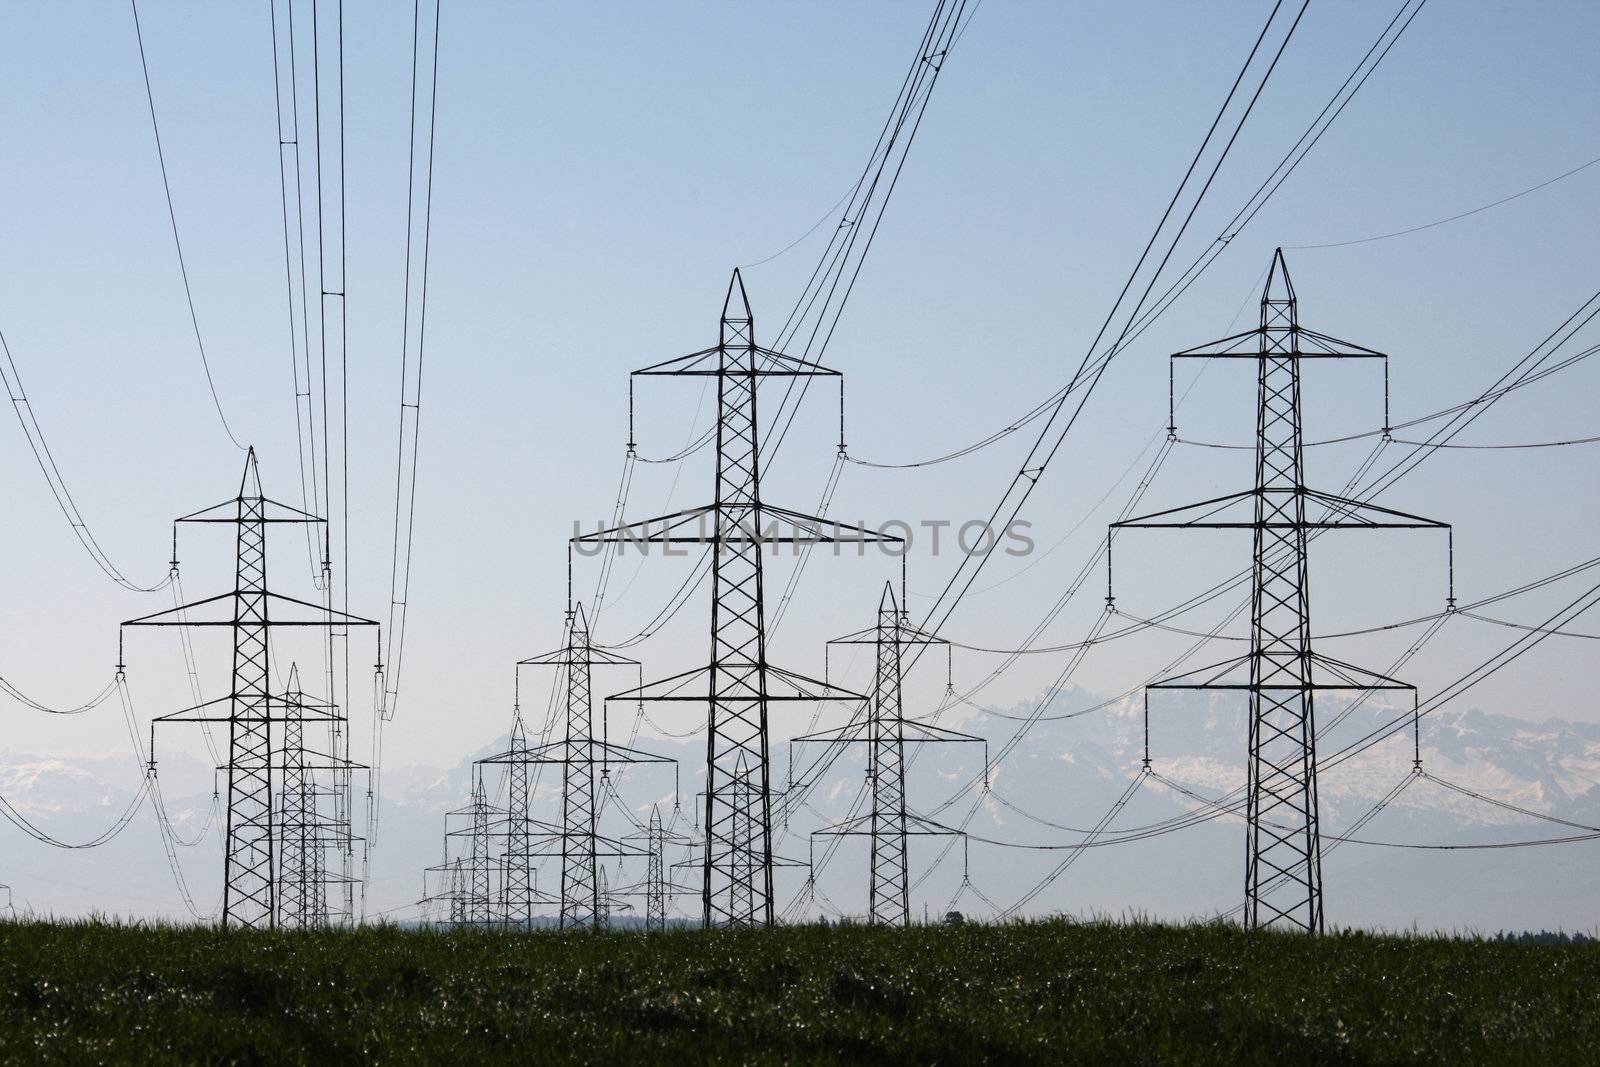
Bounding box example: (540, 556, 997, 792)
(447, 858, 466, 927)
(1112, 250, 1450, 932)
(498, 710, 536, 928)
(467, 771, 493, 925)
(482, 604, 671, 929)
(276, 664, 365, 929)
(616, 802, 690, 930)
(125, 449, 377, 929)
(644, 806, 667, 931)
(276, 665, 321, 928)
(799, 582, 981, 926)
(575, 270, 889, 927)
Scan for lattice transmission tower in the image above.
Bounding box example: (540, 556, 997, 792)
(125, 449, 377, 928)
(482, 604, 672, 929)
(277, 665, 330, 927)
(575, 269, 891, 928)
(620, 804, 694, 931)
(798, 582, 981, 925)
(1110, 250, 1450, 933)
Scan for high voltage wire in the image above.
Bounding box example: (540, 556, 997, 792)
(0, 330, 174, 593)
(128, 0, 244, 452)
(793, 8, 1580, 870)
(847, 0, 1429, 474)
(589, 0, 973, 655)
(382, 0, 442, 725)
(782, 0, 1310, 826)
(269, 0, 328, 583)
(951, 298, 1600, 844)
(1289, 153, 1600, 250)
(780, 3, 1600, 905)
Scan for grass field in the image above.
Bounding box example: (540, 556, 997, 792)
(0, 919, 1596, 1064)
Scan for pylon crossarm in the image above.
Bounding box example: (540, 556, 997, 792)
(152, 695, 346, 725)
(612, 662, 866, 703)
(633, 344, 840, 378)
(574, 505, 899, 548)
(792, 718, 870, 745)
(758, 506, 905, 545)
(899, 720, 986, 744)
(478, 738, 675, 766)
(679, 850, 809, 869)
(1171, 326, 1385, 361)
(1299, 489, 1450, 529)
(1149, 649, 1420, 692)
(1293, 328, 1387, 359)
(569, 505, 716, 544)
(123, 590, 378, 628)
(828, 623, 948, 647)
(518, 646, 639, 667)
(1113, 488, 1259, 528)
(282, 748, 370, 771)
(175, 497, 327, 525)
(815, 812, 963, 837)
(122, 590, 235, 626)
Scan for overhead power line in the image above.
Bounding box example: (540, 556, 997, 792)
(0, 329, 174, 592)
(128, 0, 244, 451)
(1290, 153, 1600, 250)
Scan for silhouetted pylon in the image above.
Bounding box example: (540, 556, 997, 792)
(575, 271, 893, 927)
(484, 604, 672, 930)
(799, 582, 980, 926)
(124, 449, 377, 929)
(1113, 249, 1450, 933)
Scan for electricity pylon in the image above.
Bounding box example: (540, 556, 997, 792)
(276, 665, 322, 928)
(574, 270, 891, 927)
(1111, 249, 1449, 933)
(644, 806, 667, 930)
(797, 582, 982, 926)
(482, 604, 672, 929)
(440, 772, 497, 926)
(125, 449, 377, 929)
(447, 858, 466, 927)
(615, 803, 694, 930)
(468, 772, 492, 925)
(498, 710, 536, 928)
(276, 664, 368, 929)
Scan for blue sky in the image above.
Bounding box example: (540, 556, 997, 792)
(1, 0, 1597, 796)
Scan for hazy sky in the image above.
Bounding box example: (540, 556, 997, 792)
(2, 0, 1597, 811)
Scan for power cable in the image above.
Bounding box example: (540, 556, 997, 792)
(1289, 154, 1600, 250)
(128, 0, 244, 451)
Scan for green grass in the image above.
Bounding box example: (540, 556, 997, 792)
(0, 919, 1596, 1065)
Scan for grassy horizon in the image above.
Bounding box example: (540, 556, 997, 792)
(1, 917, 1596, 1064)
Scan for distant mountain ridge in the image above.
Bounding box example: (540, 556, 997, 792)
(2, 689, 1596, 931)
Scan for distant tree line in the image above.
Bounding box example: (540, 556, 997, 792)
(1492, 930, 1597, 946)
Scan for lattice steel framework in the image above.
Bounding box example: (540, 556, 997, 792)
(447, 858, 466, 927)
(799, 582, 980, 925)
(276, 666, 319, 928)
(466, 772, 493, 925)
(126, 449, 376, 929)
(1112, 250, 1449, 932)
(575, 270, 889, 927)
(499, 711, 535, 928)
(644, 806, 666, 931)
(482, 605, 671, 929)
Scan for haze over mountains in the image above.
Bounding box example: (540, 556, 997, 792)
(3, 687, 1595, 931)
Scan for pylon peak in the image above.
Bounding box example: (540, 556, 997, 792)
(878, 580, 899, 614)
(722, 268, 753, 324)
(1263, 247, 1296, 306)
(239, 447, 263, 498)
